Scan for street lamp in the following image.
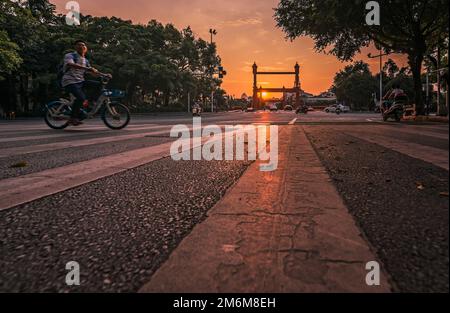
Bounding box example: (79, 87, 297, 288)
(368, 49, 390, 107)
(209, 28, 217, 45)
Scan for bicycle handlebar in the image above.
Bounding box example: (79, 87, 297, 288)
(99, 73, 113, 84)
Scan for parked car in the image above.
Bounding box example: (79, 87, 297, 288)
(324, 104, 350, 113)
(245, 107, 255, 112)
(307, 106, 315, 112)
(269, 104, 278, 112)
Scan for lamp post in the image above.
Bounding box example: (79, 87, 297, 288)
(209, 28, 217, 45)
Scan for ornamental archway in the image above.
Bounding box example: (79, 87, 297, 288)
(252, 62, 301, 109)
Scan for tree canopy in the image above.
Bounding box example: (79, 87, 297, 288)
(332, 59, 414, 111)
(0, 0, 224, 115)
(275, 0, 449, 114)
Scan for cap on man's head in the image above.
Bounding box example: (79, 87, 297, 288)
(74, 40, 87, 45)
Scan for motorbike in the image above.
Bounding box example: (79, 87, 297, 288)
(192, 106, 202, 117)
(296, 105, 308, 115)
(381, 95, 408, 122)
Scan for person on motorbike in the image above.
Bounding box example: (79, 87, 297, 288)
(61, 40, 112, 125)
(382, 84, 405, 110)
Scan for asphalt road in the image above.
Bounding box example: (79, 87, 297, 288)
(0, 111, 448, 292)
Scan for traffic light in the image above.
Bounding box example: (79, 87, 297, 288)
(218, 66, 227, 78)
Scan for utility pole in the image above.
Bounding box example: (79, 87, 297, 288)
(209, 28, 217, 113)
(437, 46, 442, 116)
(426, 71, 430, 115)
(187, 92, 191, 113)
(447, 40, 449, 115)
(368, 50, 390, 107)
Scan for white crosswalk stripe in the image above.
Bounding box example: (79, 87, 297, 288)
(0, 125, 170, 143)
(0, 125, 253, 211)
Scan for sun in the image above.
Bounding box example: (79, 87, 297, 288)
(261, 92, 268, 98)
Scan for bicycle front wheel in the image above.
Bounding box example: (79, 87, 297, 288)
(102, 102, 130, 130)
(44, 101, 70, 129)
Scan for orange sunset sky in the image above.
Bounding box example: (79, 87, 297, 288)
(51, 0, 408, 97)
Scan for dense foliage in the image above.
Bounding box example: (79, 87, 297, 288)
(332, 59, 415, 111)
(275, 0, 449, 115)
(0, 0, 224, 115)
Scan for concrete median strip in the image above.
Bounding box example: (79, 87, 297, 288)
(140, 126, 391, 293)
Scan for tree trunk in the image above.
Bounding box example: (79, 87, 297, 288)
(408, 53, 424, 115)
(164, 91, 170, 107)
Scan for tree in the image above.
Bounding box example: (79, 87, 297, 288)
(0, 30, 22, 80)
(383, 58, 400, 79)
(275, 0, 449, 115)
(0, 0, 224, 114)
(332, 61, 378, 110)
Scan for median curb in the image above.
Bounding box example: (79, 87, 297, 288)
(403, 115, 449, 123)
(140, 126, 391, 293)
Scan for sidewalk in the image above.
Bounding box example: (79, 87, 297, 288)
(140, 126, 391, 293)
(403, 115, 449, 123)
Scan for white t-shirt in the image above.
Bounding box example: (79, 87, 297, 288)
(392, 88, 404, 97)
(62, 52, 90, 87)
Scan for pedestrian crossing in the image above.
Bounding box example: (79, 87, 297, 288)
(329, 125, 449, 170)
(0, 120, 261, 210)
(0, 118, 448, 211)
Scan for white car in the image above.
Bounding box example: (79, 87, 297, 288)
(269, 104, 278, 112)
(324, 104, 350, 113)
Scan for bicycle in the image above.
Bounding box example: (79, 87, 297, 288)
(44, 75, 130, 130)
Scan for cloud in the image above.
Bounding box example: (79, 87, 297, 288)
(220, 17, 263, 27)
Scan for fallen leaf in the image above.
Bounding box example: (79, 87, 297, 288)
(10, 162, 28, 168)
(416, 182, 425, 190)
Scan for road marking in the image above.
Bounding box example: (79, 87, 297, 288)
(288, 118, 298, 125)
(346, 132, 449, 170)
(0, 127, 253, 211)
(373, 124, 449, 140)
(366, 119, 373, 122)
(0, 130, 168, 158)
(0, 126, 206, 158)
(0, 137, 208, 211)
(0, 123, 161, 132)
(0, 125, 170, 143)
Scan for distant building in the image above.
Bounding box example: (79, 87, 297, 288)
(283, 89, 313, 101)
(318, 91, 336, 98)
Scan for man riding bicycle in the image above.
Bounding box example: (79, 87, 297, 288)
(61, 40, 112, 125)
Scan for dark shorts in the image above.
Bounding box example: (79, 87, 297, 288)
(64, 81, 102, 118)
